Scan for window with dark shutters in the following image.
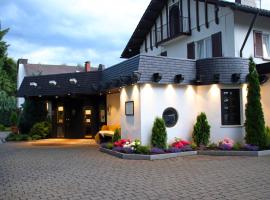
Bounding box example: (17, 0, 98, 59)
(187, 42, 195, 59)
(212, 32, 222, 57)
(254, 31, 263, 57)
(221, 89, 241, 126)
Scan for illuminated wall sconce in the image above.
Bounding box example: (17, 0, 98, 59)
(259, 74, 269, 84)
(152, 73, 162, 82)
(69, 78, 77, 85)
(174, 74, 184, 83)
(232, 73, 241, 82)
(29, 82, 38, 87)
(213, 74, 220, 83)
(132, 71, 141, 83)
(49, 80, 57, 86)
(107, 105, 111, 115)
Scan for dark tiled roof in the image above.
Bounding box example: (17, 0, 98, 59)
(18, 55, 249, 97)
(121, 0, 270, 58)
(24, 64, 85, 76)
(18, 71, 101, 97)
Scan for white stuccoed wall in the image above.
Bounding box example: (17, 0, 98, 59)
(121, 83, 249, 145)
(120, 85, 141, 141)
(261, 77, 270, 127)
(106, 93, 120, 126)
(17, 63, 26, 108)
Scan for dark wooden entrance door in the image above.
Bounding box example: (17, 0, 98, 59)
(65, 100, 84, 138)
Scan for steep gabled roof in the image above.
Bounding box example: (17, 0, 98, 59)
(121, 0, 270, 59)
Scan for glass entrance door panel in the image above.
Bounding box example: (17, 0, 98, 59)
(84, 107, 92, 138)
(56, 105, 65, 138)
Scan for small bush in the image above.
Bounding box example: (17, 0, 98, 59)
(29, 121, 52, 139)
(191, 142, 197, 150)
(112, 128, 121, 143)
(208, 143, 218, 149)
(135, 145, 150, 155)
(192, 112, 211, 146)
(265, 126, 270, 147)
(0, 124, 5, 131)
(6, 133, 31, 141)
(106, 142, 114, 150)
(31, 134, 42, 140)
(10, 111, 18, 126)
(151, 117, 167, 149)
(232, 142, 242, 150)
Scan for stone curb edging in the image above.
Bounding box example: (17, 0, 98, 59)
(198, 150, 270, 157)
(99, 147, 197, 160)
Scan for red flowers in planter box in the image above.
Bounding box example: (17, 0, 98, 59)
(171, 138, 190, 149)
(114, 139, 130, 147)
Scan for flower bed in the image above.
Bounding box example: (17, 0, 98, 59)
(100, 138, 197, 160)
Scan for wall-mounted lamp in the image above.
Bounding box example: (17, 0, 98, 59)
(259, 74, 269, 84)
(213, 74, 220, 83)
(30, 82, 38, 87)
(232, 73, 241, 82)
(49, 80, 57, 86)
(152, 73, 162, 82)
(132, 71, 141, 83)
(195, 74, 202, 83)
(174, 74, 184, 83)
(69, 78, 77, 85)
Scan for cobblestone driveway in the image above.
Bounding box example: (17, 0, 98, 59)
(1, 140, 270, 200)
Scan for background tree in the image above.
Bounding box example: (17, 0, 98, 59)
(245, 57, 266, 148)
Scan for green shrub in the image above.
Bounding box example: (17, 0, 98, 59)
(245, 58, 266, 148)
(0, 91, 16, 126)
(29, 121, 52, 139)
(232, 142, 242, 150)
(112, 128, 121, 143)
(151, 117, 167, 149)
(31, 135, 42, 140)
(191, 142, 197, 150)
(106, 142, 114, 150)
(6, 133, 31, 141)
(0, 124, 5, 131)
(192, 112, 211, 146)
(265, 126, 270, 147)
(135, 145, 150, 154)
(208, 142, 218, 149)
(10, 111, 18, 126)
(18, 99, 48, 134)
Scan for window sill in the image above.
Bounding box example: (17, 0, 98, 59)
(220, 125, 244, 128)
(263, 57, 270, 61)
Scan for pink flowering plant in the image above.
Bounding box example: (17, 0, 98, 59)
(218, 138, 234, 150)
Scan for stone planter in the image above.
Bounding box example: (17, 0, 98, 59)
(198, 150, 270, 157)
(100, 147, 197, 160)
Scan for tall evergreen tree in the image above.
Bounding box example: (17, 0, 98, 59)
(245, 57, 266, 148)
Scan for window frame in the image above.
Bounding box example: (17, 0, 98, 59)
(220, 89, 242, 126)
(262, 33, 270, 59)
(196, 37, 212, 59)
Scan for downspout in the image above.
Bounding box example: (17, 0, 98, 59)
(240, 12, 259, 57)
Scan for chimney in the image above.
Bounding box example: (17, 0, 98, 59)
(17, 58, 28, 65)
(98, 64, 105, 71)
(85, 61, 91, 72)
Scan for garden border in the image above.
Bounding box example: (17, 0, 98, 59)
(99, 147, 197, 160)
(198, 150, 270, 156)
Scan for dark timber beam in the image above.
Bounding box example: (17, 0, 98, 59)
(205, 0, 209, 28)
(150, 28, 153, 50)
(166, 3, 169, 37)
(215, 4, 219, 24)
(196, 0, 200, 31)
(155, 21, 158, 47)
(188, 0, 191, 33)
(240, 12, 259, 57)
(160, 14, 163, 40)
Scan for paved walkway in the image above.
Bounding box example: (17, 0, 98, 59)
(0, 140, 270, 200)
(0, 131, 9, 143)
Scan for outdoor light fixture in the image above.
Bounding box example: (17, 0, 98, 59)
(120, 76, 130, 86)
(259, 74, 269, 84)
(195, 74, 202, 83)
(132, 71, 141, 83)
(213, 74, 220, 83)
(49, 80, 57, 86)
(69, 78, 77, 85)
(174, 74, 184, 83)
(232, 73, 241, 82)
(29, 82, 38, 87)
(152, 73, 162, 82)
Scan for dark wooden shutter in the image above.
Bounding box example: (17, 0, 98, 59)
(254, 31, 263, 57)
(187, 42, 195, 59)
(212, 32, 222, 57)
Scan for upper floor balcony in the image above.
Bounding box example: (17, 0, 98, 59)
(155, 16, 191, 45)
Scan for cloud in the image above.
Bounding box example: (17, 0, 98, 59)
(0, 0, 151, 67)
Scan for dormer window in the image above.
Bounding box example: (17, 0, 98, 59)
(49, 80, 57, 86)
(29, 82, 38, 87)
(69, 78, 77, 85)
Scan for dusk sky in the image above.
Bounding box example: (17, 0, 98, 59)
(0, 0, 269, 67)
